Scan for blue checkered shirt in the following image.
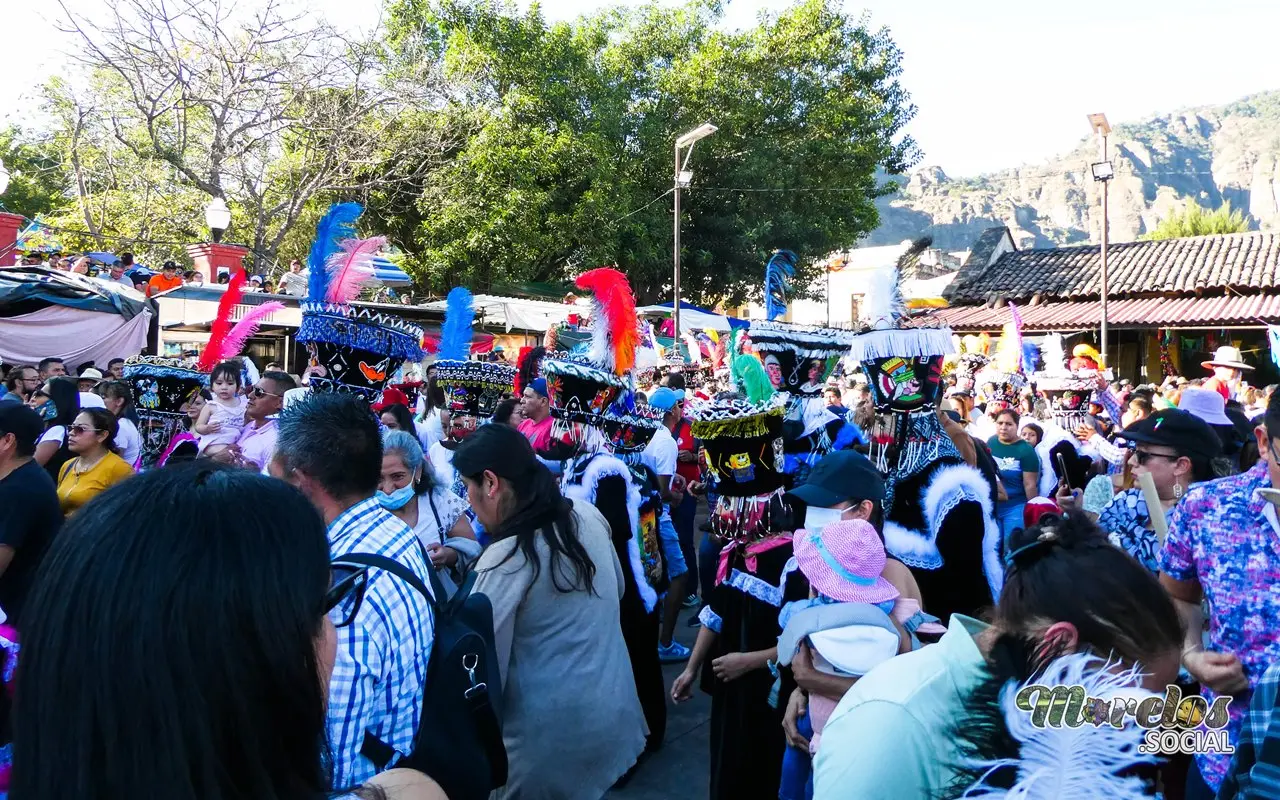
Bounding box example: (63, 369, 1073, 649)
(1220, 659, 1280, 798)
(327, 498, 435, 787)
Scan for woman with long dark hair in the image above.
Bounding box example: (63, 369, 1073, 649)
(99, 380, 143, 467)
(11, 462, 446, 800)
(54, 408, 133, 516)
(31, 376, 79, 480)
(378, 403, 417, 434)
(813, 511, 1183, 798)
(453, 423, 645, 799)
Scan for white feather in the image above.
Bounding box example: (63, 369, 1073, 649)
(860, 266, 904, 330)
(1040, 334, 1069, 377)
(587, 297, 611, 369)
(963, 653, 1158, 800)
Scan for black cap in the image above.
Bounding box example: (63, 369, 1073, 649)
(163, 260, 178, 271)
(0, 403, 45, 454)
(1119, 408, 1222, 461)
(786, 449, 885, 508)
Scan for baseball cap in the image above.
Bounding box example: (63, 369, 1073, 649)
(648, 387, 685, 411)
(162, 260, 178, 271)
(528, 378, 548, 398)
(1119, 408, 1221, 461)
(0, 403, 45, 452)
(786, 449, 885, 508)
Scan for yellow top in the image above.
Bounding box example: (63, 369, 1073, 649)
(57, 452, 135, 515)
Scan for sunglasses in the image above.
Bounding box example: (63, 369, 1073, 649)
(68, 424, 102, 436)
(1134, 449, 1180, 465)
(324, 563, 370, 628)
(249, 386, 281, 399)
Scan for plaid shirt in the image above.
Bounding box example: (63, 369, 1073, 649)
(1220, 660, 1280, 798)
(327, 498, 435, 787)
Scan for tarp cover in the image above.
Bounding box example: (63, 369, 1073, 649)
(0, 266, 151, 320)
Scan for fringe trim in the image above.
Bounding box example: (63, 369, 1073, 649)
(562, 452, 656, 612)
(848, 327, 954, 363)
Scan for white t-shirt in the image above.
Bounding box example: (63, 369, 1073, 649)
(115, 417, 143, 466)
(417, 410, 444, 453)
(643, 425, 678, 478)
(410, 487, 468, 550)
(428, 440, 462, 497)
(38, 426, 65, 447)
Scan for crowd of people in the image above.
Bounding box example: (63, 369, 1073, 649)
(8, 222, 1280, 800)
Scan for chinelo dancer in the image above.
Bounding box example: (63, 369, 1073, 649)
(671, 352, 806, 799)
(847, 264, 1001, 624)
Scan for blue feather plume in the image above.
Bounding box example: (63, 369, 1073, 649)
(306, 202, 364, 303)
(765, 250, 796, 321)
(439, 287, 474, 361)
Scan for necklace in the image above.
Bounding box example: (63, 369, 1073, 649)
(73, 452, 107, 475)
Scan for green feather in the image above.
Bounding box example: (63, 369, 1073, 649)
(728, 328, 744, 390)
(735, 354, 775, 405)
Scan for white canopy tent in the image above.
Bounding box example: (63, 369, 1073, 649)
(635, 303, 736, 333)
(418, 293, 580, 333)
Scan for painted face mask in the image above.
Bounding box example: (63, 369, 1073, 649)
(376, 483, 417, 511)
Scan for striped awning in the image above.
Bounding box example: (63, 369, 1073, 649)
(372, 255, 412, 287)
(931, 293, 1280, 331)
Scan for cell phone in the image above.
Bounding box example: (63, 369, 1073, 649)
(1055, 452, 1072, 492)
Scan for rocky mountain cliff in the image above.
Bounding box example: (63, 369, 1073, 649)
(865, 91, 1280, 251)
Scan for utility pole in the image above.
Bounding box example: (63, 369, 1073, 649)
(1088, 113, 1114, 370)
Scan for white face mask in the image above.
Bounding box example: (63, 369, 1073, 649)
(804, 506, 847, 534)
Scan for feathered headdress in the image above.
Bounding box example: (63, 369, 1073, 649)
(1040, 334, 1068, 376)
(515, 345, 545, 395)
(575, 267, 638, 376)
(735, 355, 775, 405)
(962, 653, 1156, 800)
(765, 250, 796, 322)
(306, 202, 363, 303)
(322, 236, 384, 305)
(861, 264, 906, 331)
(438, 287, 475, 362)
(196, 269, 247, 372)
(994, 302, 1025, 374)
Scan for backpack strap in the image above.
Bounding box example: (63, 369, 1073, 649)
(337, 551, 446, 611)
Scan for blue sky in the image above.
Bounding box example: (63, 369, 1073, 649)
(9, 0, 1280, 176)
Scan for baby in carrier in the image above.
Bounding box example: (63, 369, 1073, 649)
(775, 518, 944, 800)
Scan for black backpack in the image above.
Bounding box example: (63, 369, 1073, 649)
(335, 552, 508, 800)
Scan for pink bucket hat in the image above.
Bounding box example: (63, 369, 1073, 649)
(794, 519, 899, 605)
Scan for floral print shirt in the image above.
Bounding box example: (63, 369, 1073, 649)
(1160, 462, 1280, 792)
(1099, 488, 1156, 572)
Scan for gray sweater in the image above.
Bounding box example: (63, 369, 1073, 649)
(473, 502, 646, 799)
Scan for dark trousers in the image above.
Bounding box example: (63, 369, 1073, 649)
(699, 532, 720, 602)
(671, 493, 698, 593)
(1184, 757, 1214, 800)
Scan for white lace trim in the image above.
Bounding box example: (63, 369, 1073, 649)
(698, 604, 723, 633)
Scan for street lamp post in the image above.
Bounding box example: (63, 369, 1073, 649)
(204, 196, 232, 244)
(1088, 113, 1113, 370)
(673, 123, 717, 337)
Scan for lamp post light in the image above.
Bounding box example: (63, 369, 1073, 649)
(673, 122, 717, 337)
(204, 196, 232, 244)
(1087, 113, 1113, 370)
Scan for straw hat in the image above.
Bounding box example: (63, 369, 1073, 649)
(1202, 345, 1253, 371)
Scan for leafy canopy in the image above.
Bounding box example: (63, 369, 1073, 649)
(379, 0, 919, 304)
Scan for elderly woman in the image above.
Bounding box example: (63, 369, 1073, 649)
(379, 429, 479, 598)
(454, 423, 645, 799)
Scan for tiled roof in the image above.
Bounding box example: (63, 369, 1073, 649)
(931, 293, 1280, 331)
(945, 229, 1280, 304)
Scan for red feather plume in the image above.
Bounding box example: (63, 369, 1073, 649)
(197, 269, 246, 372)
(575, 267, 637, 376)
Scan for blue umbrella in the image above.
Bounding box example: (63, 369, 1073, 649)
(87, 251, 120, 265)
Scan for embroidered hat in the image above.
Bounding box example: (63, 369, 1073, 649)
(793, 519, 900, 605)
(125, 355, 209, 468)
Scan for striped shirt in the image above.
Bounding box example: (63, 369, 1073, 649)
(327, 497, 435, 787)
(1220, 659, 1280, 798)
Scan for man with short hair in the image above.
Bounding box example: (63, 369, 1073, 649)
(271, 393, 434, 787)
(146, 260, 184, 297)
(37, 358, 66, 380)
(645, 387, 691, 662)
(0, 404, 63, 625)
(215, 371, 295, 472)
(279, 258, 308, 297)
(1159, 391, 1280, 795)
(1, 366, 38, 405)
(106, 260, 134, 288)
(106, 358, 125, 380)
(517, 378, 553, 451)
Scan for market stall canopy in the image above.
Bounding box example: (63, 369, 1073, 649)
(902, 272, 956, 309)
(0, 266, 152, 366)
(418, 293, 577, 332)
(372, 255, 412, 287)
(14, 220, 63, 254)
(635, 302, 750, 333)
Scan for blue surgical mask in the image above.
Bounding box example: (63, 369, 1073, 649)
(376, 484, 417, 511)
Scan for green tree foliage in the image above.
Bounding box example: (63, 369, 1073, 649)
(1140, 200, 1252, 240)
(379, 0, 919, 304)
(0, 126, 65, 220)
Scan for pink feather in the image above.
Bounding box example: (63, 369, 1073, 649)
(219, 302, 285, 362)
(324, 236, 386, 304)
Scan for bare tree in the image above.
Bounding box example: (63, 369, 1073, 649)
(54, 0, 451, 263)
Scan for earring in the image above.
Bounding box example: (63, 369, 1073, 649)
(1173, 482, 1183, 500)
